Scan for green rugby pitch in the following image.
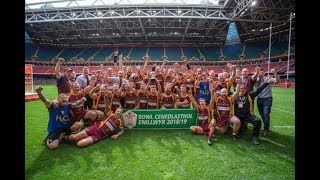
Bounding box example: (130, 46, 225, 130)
(25, 85, 295, 179)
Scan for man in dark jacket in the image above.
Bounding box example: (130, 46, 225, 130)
(234, 77, 271, 145)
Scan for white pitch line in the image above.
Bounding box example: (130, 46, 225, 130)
(273, 125, 295, 128)
(273, 108, 295, 115)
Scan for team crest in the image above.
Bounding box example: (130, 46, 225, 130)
(122, 111, 137, 128)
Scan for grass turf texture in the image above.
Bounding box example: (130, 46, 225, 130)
(26, 85, 295, 179)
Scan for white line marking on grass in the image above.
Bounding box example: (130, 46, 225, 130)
(273, 125, 295, 128)
(273, 108, 295, 115)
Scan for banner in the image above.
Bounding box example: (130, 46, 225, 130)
(122, 109, 197, 129)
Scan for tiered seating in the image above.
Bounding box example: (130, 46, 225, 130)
(60, 48, 83, 61)
(78, 48, 99, 61)
(166, 48, 182, 61)
(130, 47, 147, 60)
(118, 48, 131, 59)
(38, 46, 62, 61)
(92, 48, 115, 61)
(148, 48, 163, 60)
(222, 44, 243, 60)
(183, 48, 201, 60)
(270, 41, 288, 56)
(244, 42, 269, 59)
(25, 43, 37, 60)
(201, 47, 221, 60)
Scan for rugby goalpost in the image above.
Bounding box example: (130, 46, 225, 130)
(267, 12, 293, 88)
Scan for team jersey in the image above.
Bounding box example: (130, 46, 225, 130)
(67, 92, 86, 121)
(164, 75, 175, 85)
(134, 74, 145, 90)
(240, 76, 255, 92)
(110, 93, 121, 112)
(57, 76, 71, 94)
(47, 103, 72, 132)
(215, 96, 233, 119)
(185, 79, 195, 96)
(124, 91, 137, 109)
(92, 93, 107, 112)
(197, 81, 211, 102)
(197, 107, 211, 126)
(138, 91, 148, 109)
(147, 94, 159, 109)
(215, 81, 230, 96)
(97, 114, 123, 138)
(161, 94, 175, 108)
(177, 94, 190, 108)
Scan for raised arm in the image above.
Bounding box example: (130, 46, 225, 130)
(142, 54, 149, 74)
(271, 69, 280, 83)
(156, 79, 162, 96)
(70, 97, 87, 108)
(118, 53, 123, 71)
(89, 84, 101, 99)
(249, 76, 271, 98)
(188, 93, 199, 111)
(251, 66, 259, 81)
(160, 59, 167, 72)
(231, 82, 240, 100)
(209, 88, 216, 110)
(35, 86, 52, 108)
(54, 58, 64, 79)
(83, 75, 97, 95)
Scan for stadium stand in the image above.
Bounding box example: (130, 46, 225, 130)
(183, 47, 201, 60)
(59, 48, 83, 61)
(244, 42, 269, 59)
(130, 47, 147, 60)
(25, 43, 37, 60)
(201, 47, 221, 61)
(37, 46, 61, 61)
(222, 44, 243, 60)
(166, 48, 182, 61)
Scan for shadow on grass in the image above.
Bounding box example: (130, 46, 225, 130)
(25, 138, 118, 179)
(232, 125, 295, 165)
(26, 127, 294, 179)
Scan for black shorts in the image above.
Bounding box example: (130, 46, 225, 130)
(45, 121, 75, 143)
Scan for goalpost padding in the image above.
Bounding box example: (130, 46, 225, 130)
(25, 64, 39, 102)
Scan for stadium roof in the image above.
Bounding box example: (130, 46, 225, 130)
(26, 0, 220, 9)
(25, 0, 295, 47)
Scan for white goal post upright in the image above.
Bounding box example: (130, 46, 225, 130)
(286, 12, 293, 80)
(267, 23, 272, 75)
